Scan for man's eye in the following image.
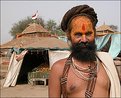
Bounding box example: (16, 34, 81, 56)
(86, 32, 92, 36)
(75, 33, 82, 37)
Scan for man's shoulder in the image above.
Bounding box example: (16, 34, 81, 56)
(54, 58, 67, 66)
(51, 58, 67, 70)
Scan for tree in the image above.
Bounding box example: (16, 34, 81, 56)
(45, 20, 66, 36)
(9, 17, 66, 39)
(55, 24, 65, 36)
(45, 19, 57, 33)
(9, 17, 45, 38)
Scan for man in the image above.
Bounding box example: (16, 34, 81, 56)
(49, 5, 120, 98)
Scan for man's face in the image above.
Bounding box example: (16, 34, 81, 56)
(69, 16, 96, 62)
(70, 16, 95, 44)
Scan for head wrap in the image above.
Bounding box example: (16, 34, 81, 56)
(61, 5, 98, 32)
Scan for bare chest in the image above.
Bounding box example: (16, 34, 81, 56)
(66, 63, 110, 96)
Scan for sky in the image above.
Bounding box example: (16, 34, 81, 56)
(1, 0, 120, 44)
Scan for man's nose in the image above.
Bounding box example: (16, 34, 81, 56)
(79, 35, 88, 43)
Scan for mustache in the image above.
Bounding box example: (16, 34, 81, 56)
(72, 42, 96, 51)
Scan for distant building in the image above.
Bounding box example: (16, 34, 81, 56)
(96, 23, 115, 36)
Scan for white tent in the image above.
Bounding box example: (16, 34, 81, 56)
(3, 50, 28, 87)
(48, 50, 70, 68)
(3, 49, 70, 87)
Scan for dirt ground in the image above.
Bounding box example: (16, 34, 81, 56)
(0, 80, 48, 98)
(0, 57, 48, 98)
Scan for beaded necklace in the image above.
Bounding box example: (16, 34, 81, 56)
(71, 57, 98, 81)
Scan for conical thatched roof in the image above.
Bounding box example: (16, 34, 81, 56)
(0, 36, 37, 48)
(1, 22, 69, 49)
(22, 23, 49, 34)
(96, 24, 114, 32)
(0, 36, 69, 49)
(23, 37, 69, 49)
(96, 24, 115, 36)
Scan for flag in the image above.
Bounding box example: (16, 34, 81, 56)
(32, 10, 38, 20)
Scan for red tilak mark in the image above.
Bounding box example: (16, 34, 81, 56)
(82, 24, 85, 32)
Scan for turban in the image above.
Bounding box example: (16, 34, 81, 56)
(61, 5, 98, 32)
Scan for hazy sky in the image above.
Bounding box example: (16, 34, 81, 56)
(1, 0, 120, 44)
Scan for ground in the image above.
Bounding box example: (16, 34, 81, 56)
(0, 56, 48, 98)
(0, 80, 48, 97)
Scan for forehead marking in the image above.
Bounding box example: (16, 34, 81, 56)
(82, 23, 85, 32)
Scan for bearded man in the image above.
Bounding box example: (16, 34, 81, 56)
(49, 5, 120, 98)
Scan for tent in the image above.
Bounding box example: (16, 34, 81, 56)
(3, 48, 70, 87)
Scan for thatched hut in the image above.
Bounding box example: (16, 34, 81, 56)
(96, 23, 114, 36)
(0, 36, 69, 49)
(1, 22, 68, 49)
(1, 23, 70, 86)
(17, 23, 50, 38)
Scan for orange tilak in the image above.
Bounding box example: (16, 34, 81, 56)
(82, 23, 85, 32)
